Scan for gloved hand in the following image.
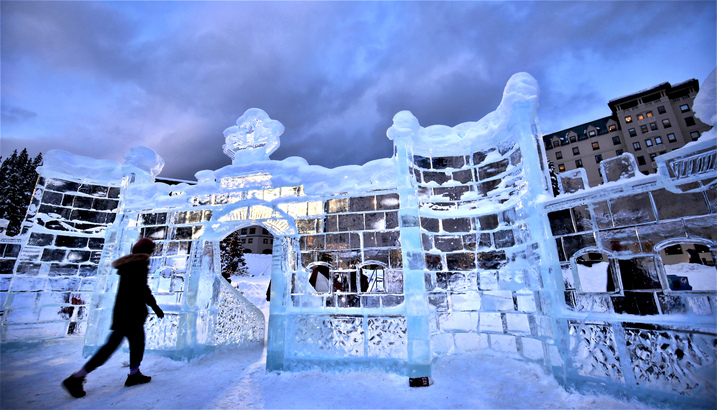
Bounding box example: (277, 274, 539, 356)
(152, 305, 164, 319)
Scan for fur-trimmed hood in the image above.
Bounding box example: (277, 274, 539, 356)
(112, 253, 150, 269)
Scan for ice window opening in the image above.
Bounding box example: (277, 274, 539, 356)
(659, 242, 716, 291)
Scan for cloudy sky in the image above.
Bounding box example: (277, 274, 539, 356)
(2, 1, 715, 180)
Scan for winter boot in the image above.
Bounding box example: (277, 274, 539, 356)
(124, 370, 151, 387)
(62, 375, 86, 398)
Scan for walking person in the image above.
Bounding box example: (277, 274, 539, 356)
(62, 238, 164, 398)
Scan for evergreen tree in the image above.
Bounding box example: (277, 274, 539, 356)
(219, 230, 248, 280)
(0, 149, 43, 236)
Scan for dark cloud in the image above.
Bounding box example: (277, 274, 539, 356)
(1, 106, 37, 123)
(1, 1, 714, 180)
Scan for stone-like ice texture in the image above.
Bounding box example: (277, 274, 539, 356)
(1, 72, 715, 407)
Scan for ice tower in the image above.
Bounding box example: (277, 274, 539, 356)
(1, 72, 714, 407)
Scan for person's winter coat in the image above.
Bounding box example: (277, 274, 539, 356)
(110, 253, 162, 331)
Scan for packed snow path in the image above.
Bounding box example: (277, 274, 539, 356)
(1, 337, 661, 410)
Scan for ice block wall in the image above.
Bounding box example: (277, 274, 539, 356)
(545, 141, 716, 404)
(0, 163, 121, 341)
(387, 72, 561, 369)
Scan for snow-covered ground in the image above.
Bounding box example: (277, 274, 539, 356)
(1, 336, 661, 409)
(664, 262, 716, 291)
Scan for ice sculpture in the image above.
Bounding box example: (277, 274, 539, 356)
(223, 108, 284, 165)
(1, 72, 715, 408)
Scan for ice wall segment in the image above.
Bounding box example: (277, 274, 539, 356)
(0, 72, 714, 407)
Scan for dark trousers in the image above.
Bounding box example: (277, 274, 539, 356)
(84, 327, 145, 373)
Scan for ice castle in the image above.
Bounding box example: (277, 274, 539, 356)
(1, 72, 715, 407)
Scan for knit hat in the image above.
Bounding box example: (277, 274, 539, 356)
(132, 238, 155, 255)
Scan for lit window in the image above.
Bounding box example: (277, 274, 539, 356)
(572, 147, 580, 155)
(555, 151, 563, 159)
(667, 133, 677, 143)
(592, 142, 600, 150)
(625, 116, 633, 123)
(575, 159, 583, 168)
(608, 124, 617, 132)
(649, 153, 657, 162)
(594, 154, 603, 163)
(641, 125, 648, 133)
(612, 136, 621, 145)
(645, 139, 653, 147)
(650, 122, 658, 131)
(685, 116, 696, 127)
(637, 156, 646, 166)
(662, 119, 671, 128)
(637, 114, 644, 120)
(680, 104, 690, 113)
(657, 106, 666, 114)
(690, 131, 700, 140)
(646, 111, 653, 118)
(655, 136, 663, 145)
(633, 142, 642, 151)
(629, 128, 637, 137)
(558, 164, 565, 172)
(616, 149, 624, 156)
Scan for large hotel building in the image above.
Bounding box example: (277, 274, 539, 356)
(543, 79, 712, 188)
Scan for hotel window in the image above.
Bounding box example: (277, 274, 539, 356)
(575, 159, 583, 168)
(690, 131, 700, 140)
(570, 135, 577, 143)
(667, 133, 677, 143)
(662, 119, 671, 128)
(650, 122, 658, 131)
(249, 227, 256, 234)
(649, 153, 657, 162)
(637, 114, 644, 120)
(612, 136, 621, 145)
(655, 136, 663, 145)
(558, 164, 565, 172)
(625, 116, 633, 123)
(680, 104, 690, 113)
(658, 106, 666, 114)
(616, 149, 624, 156)
(594, 154, 603, 163)
(263, 239, 269, 244)
(553, 138, 560, 147)
(241, 228, 247, 235)
(641, 125, 648, 133)
(592, 142, 600, 150)
(248, 238, 254, 243)
(588, 130, 596, 137)
(645, 139, 653, 147)
(646, 111, 653, 118)
(555, 151, 563, 159)
(685, 116, 696, 127)
(572, 147, 580, 155)
(629, 128, 637, 137)
(637, 156, 646, 166)
(608, 124, 617, 132)
(633, 142, 642, 151)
